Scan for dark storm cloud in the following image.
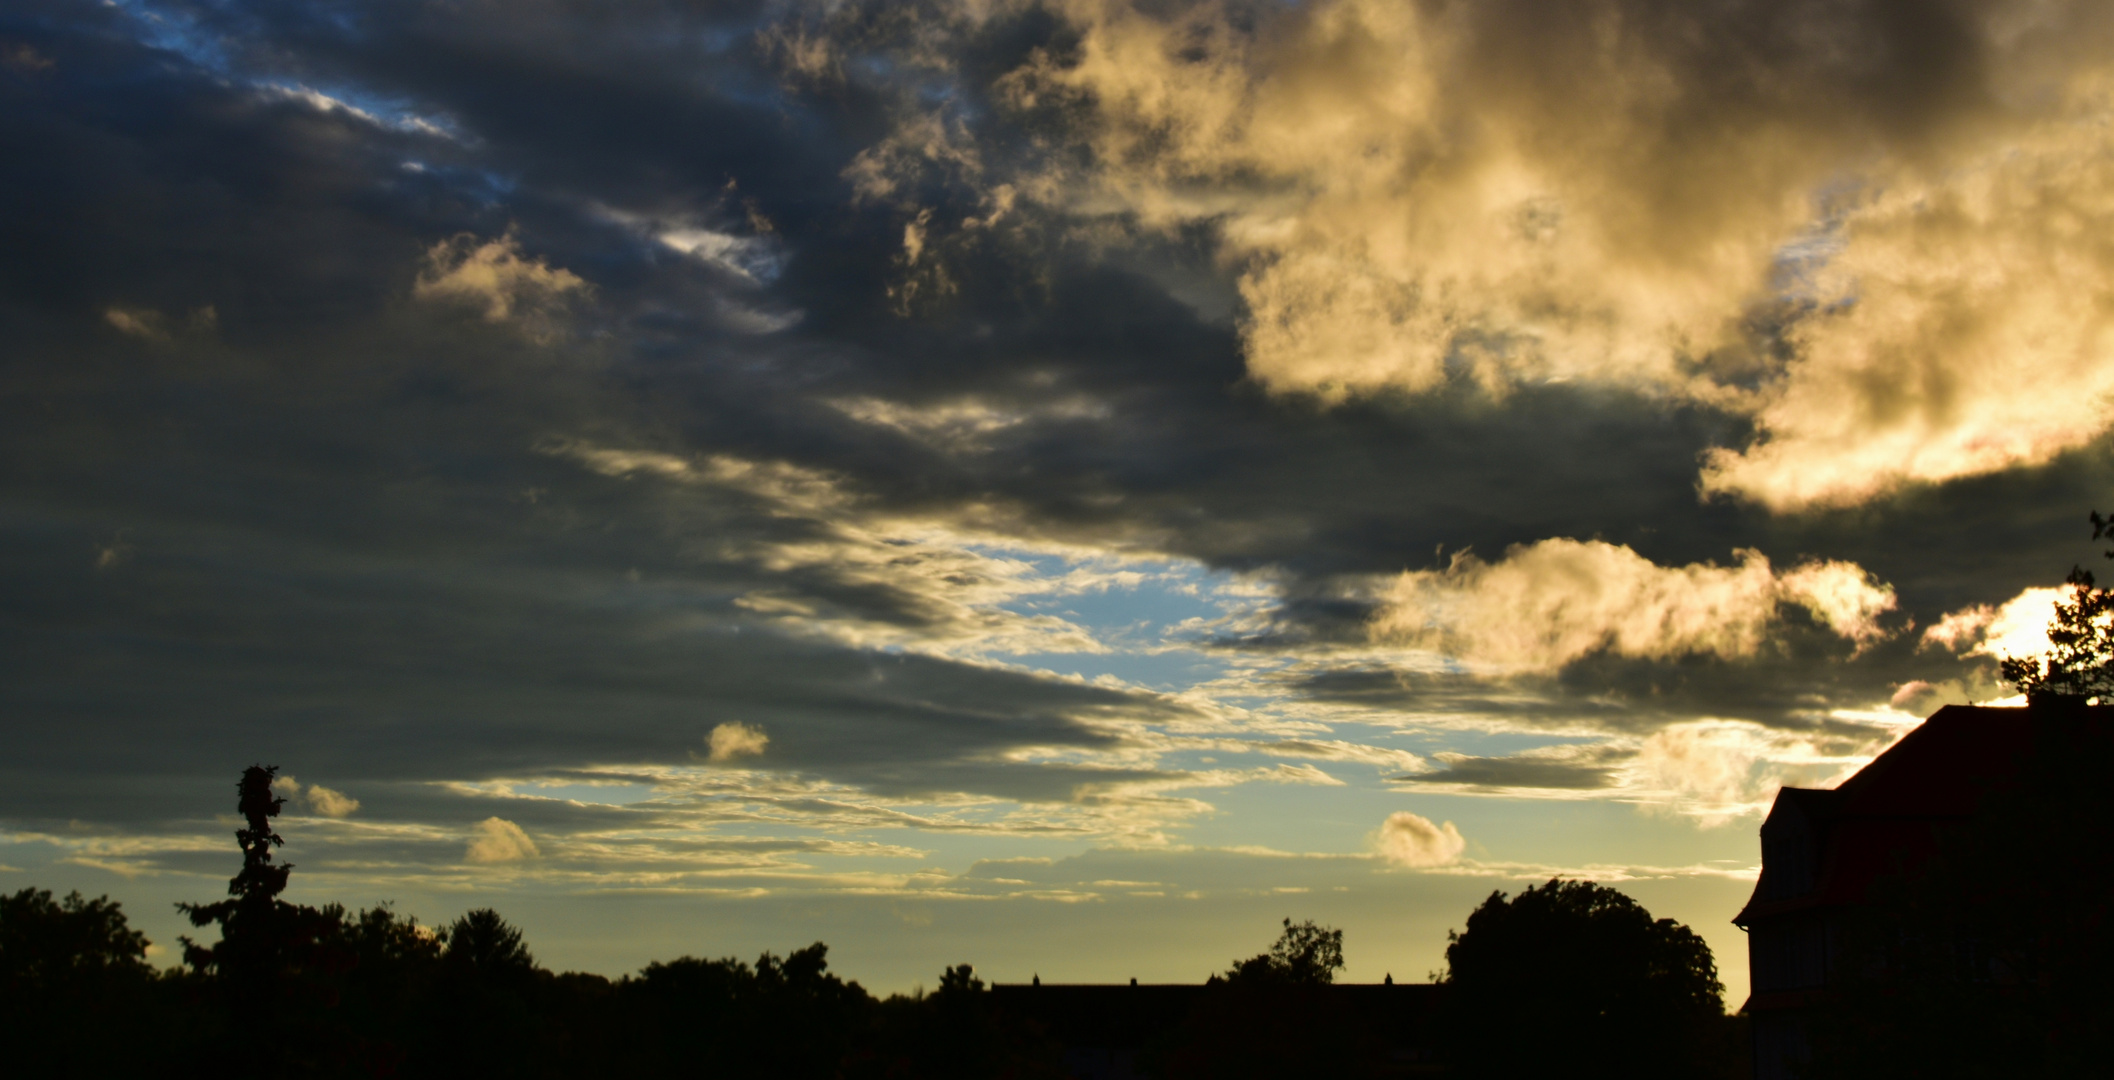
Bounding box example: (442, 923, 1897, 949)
(5, 0, 2110, 855)
(0, 0, 1210, 832)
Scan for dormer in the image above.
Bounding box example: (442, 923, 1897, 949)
(1738, 786, 1842, 922)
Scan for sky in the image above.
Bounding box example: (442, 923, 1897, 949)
(5, 0, 2113, 1007)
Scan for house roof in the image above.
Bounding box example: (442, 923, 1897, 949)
(1733, 703, 2099, 927)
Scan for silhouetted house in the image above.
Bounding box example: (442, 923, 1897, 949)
(988, 980, 1447, 1078)
(1734, 702, 2101, 1080)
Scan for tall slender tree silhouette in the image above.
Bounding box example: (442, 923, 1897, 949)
(178, 765, 290, 983)
(178, 763, 347, 1046)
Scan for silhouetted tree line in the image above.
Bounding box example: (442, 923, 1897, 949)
(1, 766, 1746, 1077)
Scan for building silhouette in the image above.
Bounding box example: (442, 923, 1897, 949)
(1735, 702, 2101, 1079)
(987, 980, 1447, 1077)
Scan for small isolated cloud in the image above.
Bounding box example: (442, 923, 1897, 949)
(304, 784, 360, 818)
(3, 41, 56, 74)
(1921, 604, 1999, 652)
(707, 721, 769, 763)
(271, 775, 358, 817)
(466, 817, 540, 864)
(413, 232, 588, 338)
(1373, 811, 1466, 868)
(1371, 539, 1895, 674)
(103, 307, 167, 339)
(102, 306, 216, 340)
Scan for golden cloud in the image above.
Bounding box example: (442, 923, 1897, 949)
(1373, 810, 1465, 868)
(1370, 539, 1894, 674)
(413, 231, 588, 340)
(850, 0, 2114, 507)
(706, 721, 771, 763)
(466, 817, 541, 864)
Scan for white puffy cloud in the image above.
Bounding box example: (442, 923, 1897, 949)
(1373, 811, 1465, 868)
(271, 775, 360, 817)
(1370, 539, 1894, 674)
(707, 721, 770, 763)
(304, 784, 360, 818)
(466, 817, 541, 864)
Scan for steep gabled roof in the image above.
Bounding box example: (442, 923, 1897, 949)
(1733, 704, 2081, 927)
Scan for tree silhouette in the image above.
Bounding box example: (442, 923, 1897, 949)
(1224, 917, 1344, 985)
(1158, 919, 1365, 1078)
(444, 908, 536, 975)
(1, 888, 171, 1075)
(178, 765, 302, 985)
(174, 763, 354, 1074)
(1441, 879, 1727, 1080)
(2002, 510, 2114, 699)
(1, 888, 151, 982)
(615, 942, 886, 1078)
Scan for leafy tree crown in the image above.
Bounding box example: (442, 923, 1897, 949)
(1225, 918, 1344, 985)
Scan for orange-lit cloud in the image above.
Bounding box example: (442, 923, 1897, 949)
(466, 817, 541, 864)
(1374, 810, 1466, 868)
(707, 721, 771, 763)
(414, 232, 588, 339)
(855, 0, 2114, 508)
(1369, 539, 1894, 674)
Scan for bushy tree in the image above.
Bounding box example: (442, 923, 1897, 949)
(444, 907, 536, 975)
(1224, 917, 1345, 985)
(1441, 879, 1727, 1080)
(1158, 919, 1366, 1079)
(1, 888, 151, 983)
(621, 943, 883, 1079)
(1, 888, 167, 1075)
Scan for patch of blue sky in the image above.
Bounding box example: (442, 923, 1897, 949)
(515, 781, 659, 806)
(113, 2, 459, 140)
(255, 80, 463, 140)
(951, 551, 1250, 688)
(1008, 646, 1234, 693)
(109, 0, 235, 75)
(391, 160, 520, 206)
(1770, 180, 1862, 304)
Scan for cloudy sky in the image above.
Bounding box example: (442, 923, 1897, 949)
(6, 0, 2112, 1004)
